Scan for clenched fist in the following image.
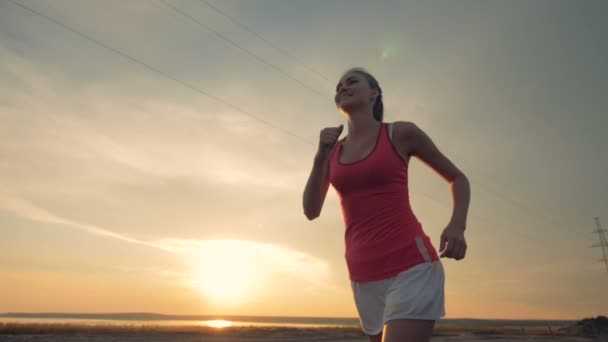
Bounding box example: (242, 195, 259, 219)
(317, 125, 344, 159)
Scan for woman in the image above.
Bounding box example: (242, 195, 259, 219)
(302, 68, 470, 342)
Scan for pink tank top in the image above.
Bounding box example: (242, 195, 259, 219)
(329, 122, 439, 282)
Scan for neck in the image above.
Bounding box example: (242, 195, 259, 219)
(344, 109, 381, 141)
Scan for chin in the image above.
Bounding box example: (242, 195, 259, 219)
(339, 100, 362, 113)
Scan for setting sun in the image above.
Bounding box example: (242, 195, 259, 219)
(195, 241, 255, 301)
(204, 320, 233, 328)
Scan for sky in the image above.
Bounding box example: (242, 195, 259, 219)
(1, 0, 607, 320)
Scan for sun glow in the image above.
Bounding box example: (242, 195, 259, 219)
(205, 320, 233, 328)
(175, 239, 329, 303)
(196, 241, 255, 301)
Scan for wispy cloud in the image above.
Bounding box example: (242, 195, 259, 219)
(0, 197, 141, 244)
(0, 43, 309, 192)
(0, 197, 331, 290)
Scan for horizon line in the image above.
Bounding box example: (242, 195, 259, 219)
(0, 312, 586, 321)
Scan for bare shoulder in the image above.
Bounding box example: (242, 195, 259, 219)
(388, 121, 421, 158)
(391, 121, 422, 141)
(391, 121, 464, 182)
(392, 121, 420, 137)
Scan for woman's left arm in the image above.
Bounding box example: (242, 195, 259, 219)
(396, 121, 470, 260)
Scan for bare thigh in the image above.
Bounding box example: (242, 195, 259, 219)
(382, 319, 435, 342)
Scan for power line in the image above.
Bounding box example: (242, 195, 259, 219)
(4, 0, 463, 216)
(198, 0, 331, 83)
(6, 0, 580, 233)
(156, 0, 328, 99)
(5, 0, 311, 145)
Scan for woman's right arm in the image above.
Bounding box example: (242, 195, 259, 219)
(302, 153, 331, 220)
(302, 125, 343, 220)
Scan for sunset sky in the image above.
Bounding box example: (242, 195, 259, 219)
(1, 0, 607, 320)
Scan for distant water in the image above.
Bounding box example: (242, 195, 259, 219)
(0, 312, 575, 329)
(0, 313, 359, 328)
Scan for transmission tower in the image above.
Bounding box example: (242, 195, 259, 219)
(590, 217, 608, 272)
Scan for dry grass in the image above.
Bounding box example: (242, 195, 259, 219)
(0, 322, 365, 338)
(435, 325, 570, 336)
(0, 321, 577, 338)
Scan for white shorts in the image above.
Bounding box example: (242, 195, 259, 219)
(350, 261, 446, 335)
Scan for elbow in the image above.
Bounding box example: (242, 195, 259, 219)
(304, 209, 320, 221)
(461, 173, 470, 186)
(450, 173, 470, 194)
(450, 171, 468, 184)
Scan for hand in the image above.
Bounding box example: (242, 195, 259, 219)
(317, 125, 344, 157)
(439, 223, 467, 260)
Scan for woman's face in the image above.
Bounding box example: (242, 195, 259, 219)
(334, 71, 378, 113)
